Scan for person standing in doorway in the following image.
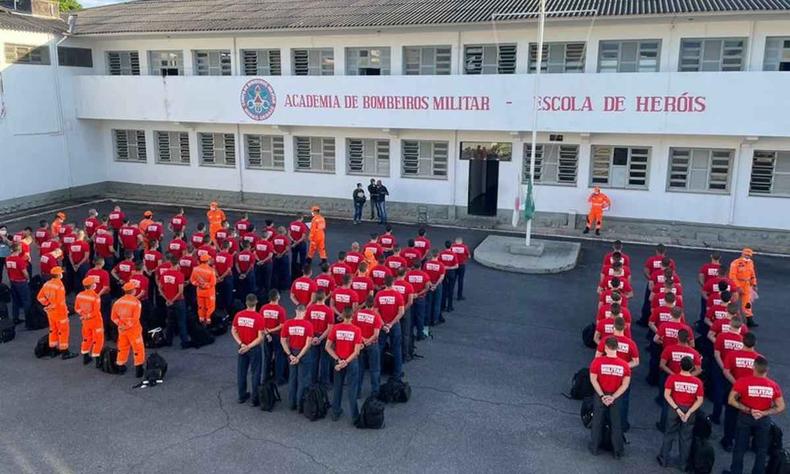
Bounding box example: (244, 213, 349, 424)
(352, 184, 366, 224)
(376, 180, 389, 225)
(367, 179, 379, 221)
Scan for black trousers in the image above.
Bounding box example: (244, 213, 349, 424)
(591, 395, 624, 455)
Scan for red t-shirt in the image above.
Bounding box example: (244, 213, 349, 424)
(350, 275, 375, 303)
(600, 266, 632, 282)
(600, 290, 629, 308)
(143, 249, 163, 273)
(329, 262, 352, 286)
(715, 332, 745, 362)
(328, 323, 363, 360)
(589, 356, 631, 394)
(214, 251, 234, 278)
(113, 260, 134, 283)
(705, 303, 729, 325)
(85, 268, 110, 295)
(392, 278, 415, 304)
(241, 231, 259, 246)
(400, 248, 421, 268)
(725, 350, 762, 381)
(69, 241, 90, 265)
(644, 255, 676, 274)
(60, 233, 76, 255)
(405, 269, 430, 295)
(271, 235, 291, 255)
(119, 225, 140, 250)
(331, 287, 359, 315)
(699, 262, 721, 284)
(651, 294, 684, 309)
(374, 288, 405, 324)
(260, 303, 286, 332)
(704, 277, 734, 295)
(450, 243, 471, 265)
(423, 259, 446, 284)
(84, 217, 100, 237)
(291, 276, 317, 305)
(214, 229, 230, 249)
(306, 303, 332, 335)
(281, 319, 314, 351)
(39, 253, 59, 277)
(145, 222, 163, 242)
(129, 272, 149, 300)
(178, 254, 197, 280)
(378, 234, 397, 250)
(655, 321, 694, 347)
(438, 250, 458, 268)
(595, 319, 632, 339)
(235, 219, 251, 233)
(170, 215, 187, 233)
(344, 252, 365, 273)
(233, 309, 264, 345)
(710, 319, 748, 338)
(596, 334, 638, 363)
(235, 250, 255, 274)
(196, 244, 217, 262)
(660, 344, 702, 374)
(5, 255, 28, 282)
(288, 221, 308, 242)
(34, 227, 49, 246)
(167, 239, 187, 260)
(363, 242, 384, 258)
(385, 255, 408, 273)
(596, 305, 632, 325)
(353, 307, 383, 339)
(600, 278, 633, 295)
(666, 374, 704, 406)
(733, 376, 783, 411)
(39, 239, 60, 255)
(160, 268, 185, 301)
(254, 238, 273, 262)
(191, 232, 206, 248)
(603, 251, 631, 268)
(314, 274, 335, 294)
(369, 265, 392, 288)
(156, 262, 173, 285)
(94, 233, 114, 258)
(108, 211, 125, 230)
(414, 236, 431, 257)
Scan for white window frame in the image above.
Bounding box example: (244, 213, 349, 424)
(597, 40, 660, 72)
(107, 51, 140, 75)
(294, 136, 335, 173)
(750, 150, 790, 196)
(523, 144, 579, 186)
(198, 132, 236, 167)
(4, 43, 50, 65)
(345, 47, 391, 76)
(678, 38, 746, 72)
(149, 50, 184, 76)
(346, 138, 390, 176)
(155, 131, 190, 165)
(401, 140, 448, 179)
(529, 42, 585, 73)
(241, 49, 282, 76)
(590, 145, 650, 190)
(403, 46, 452, 75)
(667, 147, 733, 194)
(193, 50, 232, 76)
(463, 44, 517, 74)
(245, 134, 285, 170)
(763, 37, 790, 72)
(113, 129, 147, 163)
(291, 48, 334, 76)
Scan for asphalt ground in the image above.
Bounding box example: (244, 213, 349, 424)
(1, 200, 789, 474)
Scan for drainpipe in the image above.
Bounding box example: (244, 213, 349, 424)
(232, 35, 245, 203)
(53, 18, 76, 197)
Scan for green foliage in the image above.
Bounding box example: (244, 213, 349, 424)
(59, 0, 82, 12)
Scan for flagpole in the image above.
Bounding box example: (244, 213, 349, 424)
(525, 0, 546, 247)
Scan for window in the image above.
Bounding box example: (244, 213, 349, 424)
(764, 37, 790, 71)
(4, 43, 50, 65)
(113, 129, 147, 162)
(294, 137, 335, 173)
(58, 47, 92, 67)
(347, 139, 390, 176)
(463, 44, 517, 74)
(679, 38, 746, 72)
(193, 50, 231, 76)
(591, 146, 650, 189)
(245, 135, 285, 170)
(107, 51, 140, 75)
(523, 144, 579, 185)
(241, 49, 282, 76)
(346, 47, 391, 76)
(529, 42, 585, 73)
(155, 131, 190, 165)
(403, 46, 452, 75)
(597, 40, 659, 72)
(668, 148, 733, 193)
(199, 133, 236, 167)
(149, 51, 184, 76)
(750, 150, 790, 195)
(401, 140, 448, 179)
(292, 48, 334, 76)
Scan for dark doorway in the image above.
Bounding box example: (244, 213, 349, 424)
(468, 159, 499, 216)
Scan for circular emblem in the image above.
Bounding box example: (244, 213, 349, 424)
(240, 79, 276, 121)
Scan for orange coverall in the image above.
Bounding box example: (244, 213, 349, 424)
(112, 295, 145, 366)
(37, 279, 69, 350)
(729, 257, 757, 317)
(191, 263, 217, 324)
(587, 192, 611, 231)
(207, 208, 226, 243)
(51, 218, 64, 239)
(75, 289, 104, 357)
(308, 214, 327, 260)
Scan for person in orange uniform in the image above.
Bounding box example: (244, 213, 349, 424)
(584, 187, 611, 236)
(112, 281, 145, 377)
(51, 212, 66, 239)
(307, 206, 328, 265)
(729, 248, 758, 327)
(207, 201, 226, 244)
(191, 254, 217, 325)
(37, 266, 77, 359)
(138, 211, 154, 249)
(75, 277, 104, 366)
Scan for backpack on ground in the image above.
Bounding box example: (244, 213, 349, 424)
(582, 323, 596, 348)
(767, 448, 790, 474)
(770, 422, 785, 452)
(34, 335, 55, 358)
(568, 368, 594, 400)
(687, 437, 715, 474)
(580, 396, 594, 428)
(144, 327, 167, 349)
(258, 380, 281, 412)
(98, 347, 120, 374)
(356, 396, 385, 429)
(0, 283, 10, 303)
(692, 411, 712, 440)
(25, 303, 48, 330)
(208, 312, 230, 336)
(141, 353, 168, 387)
(378, 378, 411, 404)
(302, 384, 330, 421)
(0, 317, 15, 343)
(188, 319, 215, 348)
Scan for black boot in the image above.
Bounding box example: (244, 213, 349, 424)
(117, 364, 127, 374)
(83, 353, 92, 365)
(61, 350, 78, 360)
(583, 227, 590, 234)
(747, 318, 758, 328)
(595, 229, 600, 236)
(95, 356, 102, 368)
(320, 259, 328, 266)
(135, 365, 145, 378)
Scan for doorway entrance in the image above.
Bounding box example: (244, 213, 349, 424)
(461, 142, 512, 217)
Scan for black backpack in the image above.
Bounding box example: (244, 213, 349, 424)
(0, 283, 10, 303)
(568, 368, 594, 400)
(142, 353, 168, 387)
(144, 327, 167, 349)
(580, 396, 594, 428)
(770, 422, 785, 452)
(258, 380, 281, 412)
(25, 303, 48, 331)
(302, 384, 330, 421)
(208, 313, 230, 336)
(34, 335, 54, 358)
(0, 317, 15, 343)
(692, 412, 712, 440)
(378, 378, 411, 404)
(582, 323, 596, 348)
(356, 396, 385, 429)
(688, 437, 715, 474)
(768, 448, 790, 474)
(188, 319, 215, 348)
(98, 347, 120, 374)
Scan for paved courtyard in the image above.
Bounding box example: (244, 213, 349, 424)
(1, 200, 788, 473)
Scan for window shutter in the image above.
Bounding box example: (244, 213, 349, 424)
(558, 145, 579, 184)
(178, 132, 190, 163)
(200, 133, 215, 164)
(591, 146, 611, 185)
(223, 134, 236, 166)
(669, 148, 690, 188)
(708, 150, 731, 190)
(463, 46, 483, 74)
(402, 141, 419, 175)
(157, 131, 171, 162)
(322, 138, 335, 171)
(627, 148, 649, 187)
(296, 137, 311, 169)
(498, 44, 517, 74)
(348, 139, 364, 172)
(375, 140, 390, 175)
(432, 142, 448, 176)
(136, 131, 147, 161)
(115, 130, 129, 160)
(750, 151, 775, 194)
(293, 49, 309, 75)
(246, 135, 262, 167)
(435, 47, 451, 75)
(524, 144, 544, 182)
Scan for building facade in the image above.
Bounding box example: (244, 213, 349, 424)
(2, 1, 790, 240)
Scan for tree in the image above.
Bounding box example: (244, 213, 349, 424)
(59, 0, 82, 12)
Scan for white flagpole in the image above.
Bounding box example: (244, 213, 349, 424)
(526, 0, 546, 247)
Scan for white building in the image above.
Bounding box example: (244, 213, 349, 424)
(2, 0, 790, 247)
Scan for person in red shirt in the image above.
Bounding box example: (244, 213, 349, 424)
(260, 290, 287, 385)
(393, 267, 417, 360)
(169, 208, 188, 236)
(234, 213, 251, 234)
(144, 220, 164, 251)
(596, 299, 632, 326)
(385, 248, 408, 274)
(253, 232, 274, 298)
(167, 232, 188, 261)
(196, 235, 217, 263)
(374, 275, 405, 380)
(289, 213, 309, 278)
(214, 221, 231, 251)
(314, 262, 336, 298)
(414, 227, 431, 259)
(449, 237, 471, 301)
(600, 276, 633, 301)
(280, 305, 314, 411)
(232, 294, 265, 405)
(235, 240, 257, 299)
(589, 337, 632, 458)
(400, 240, 422, 269)
(350, 262, 374, 307)
(647, 301, 684, 386)
(707, 303, 747, 343)
(639, 244, 675, 326)
(353, 296, 383, 398)
(595, 317, 638, 433)
(111, 252, 135, 295)
(290, 265, 317, 306)
(214, 241, 235, 315)
(329, 251, 353, 287)
(712, 317, 745, 425)
(369, 255, 392, 290)
(423, 249, 446, 327)
(721, 332, 761, 450)
(345, 242, 365, 274)
(362, 234, 384, 260)
(68, 230, 91, 293)
(594, 311, 633, 345)
(599, 260, 631, 290)
(378, 226, 397, 257)
(271, 227, 291, 291)
(657, 328, 702, 430)
(306, 290, 333, 386)
(697, 251, 722, 326)
(654, 307, 694, 351)
(326, 307, 363, 423)
(263, 220, 276, 242)
(39, 248, 62, 284)
(658, 356, 705, 468)
(108, 206, 125, 250)
(33, 220, 49, 247)
(178, 246, 199, 312)
(331, 274, 359, 320)
(86, 257, 112, 338)
(93, 228, 116, 270)
(84, 209, 100, 240)
(602, 240, 630, 268)
(118, 219, 143, 259)
(727, 357, 786, 474)
(6, 243, 31, 324)
(129, 261, 153, 331)
(438, 241, 459, 312)
(705, 291, 733, 328)
(160, 255, 190, 349)
(142, 243, 163, 296)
